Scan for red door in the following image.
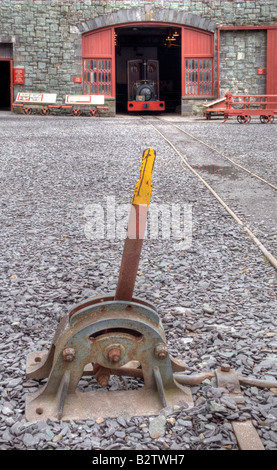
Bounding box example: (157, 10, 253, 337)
(181, 27, 214, 97)
(267, 29, 277, 105)
(82, 27, 116, 97)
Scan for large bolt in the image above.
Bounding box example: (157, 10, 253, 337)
(62, 347, 76, 362)
(98, 374, 110, 387)
(108, 347, 121, 363)
(154, 343, 168, 360)
(93, 364, 111, 388)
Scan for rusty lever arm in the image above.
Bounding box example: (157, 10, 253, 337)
(114, 148, 156, 302)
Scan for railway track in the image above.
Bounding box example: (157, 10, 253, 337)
(141, 116, 277, 272)
(137, 115, 277, 450)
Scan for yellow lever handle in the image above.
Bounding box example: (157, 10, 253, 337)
(132, 148, 156, 207)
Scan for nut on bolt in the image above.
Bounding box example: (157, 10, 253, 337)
(105, 343, 125, 364)
(62, 347, 76, 362)
(154, 343, 168, 360)
(108, 347, 122, 364)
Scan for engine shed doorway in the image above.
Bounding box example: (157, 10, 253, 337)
(115, 26, 181, 114)
(0, 60, 12, 110)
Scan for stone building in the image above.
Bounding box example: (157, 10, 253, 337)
(0, 0, 277, 115)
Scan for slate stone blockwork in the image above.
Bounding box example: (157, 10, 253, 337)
(0, 1, 276, 114)
(220, 30, 267, 96)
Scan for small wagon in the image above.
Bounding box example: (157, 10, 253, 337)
(222, 92, 277, 124)
(203, 93, 277, 124)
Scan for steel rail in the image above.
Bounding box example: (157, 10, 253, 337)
(143, 118, 277, 271)
(155, 117, 277, 192)
(155, 116, 277, 191)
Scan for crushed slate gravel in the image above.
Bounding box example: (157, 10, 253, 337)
(0, 112, 276, 451)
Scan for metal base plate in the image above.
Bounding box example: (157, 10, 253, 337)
(25, 385, 193, 422)
(26, 350, 193, 422)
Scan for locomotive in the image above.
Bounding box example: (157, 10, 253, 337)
(127, 59, 165, 112)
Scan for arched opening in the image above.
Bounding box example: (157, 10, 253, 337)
(82, 22, 214, 115)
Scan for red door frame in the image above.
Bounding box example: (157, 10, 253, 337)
(266, 29, 277, 97)
(83, 22, 215, 102)
(0, 58, 13, 111)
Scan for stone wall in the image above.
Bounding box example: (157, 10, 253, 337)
(0, 1, 276, 114)
(220, 30, 267, 96)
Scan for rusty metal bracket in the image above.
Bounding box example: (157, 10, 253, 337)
(25, 149, 193, 422)
(174, 364, 277, 450)
(215, 365, 245, 404)
(25, 296, 193, 421)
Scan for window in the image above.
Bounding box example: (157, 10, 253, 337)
(83, 59, 111, 96)
(185, 58, 213, 96)
(0, 43, 13, 59)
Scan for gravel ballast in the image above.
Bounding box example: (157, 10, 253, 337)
(0, 113, 276, 451)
